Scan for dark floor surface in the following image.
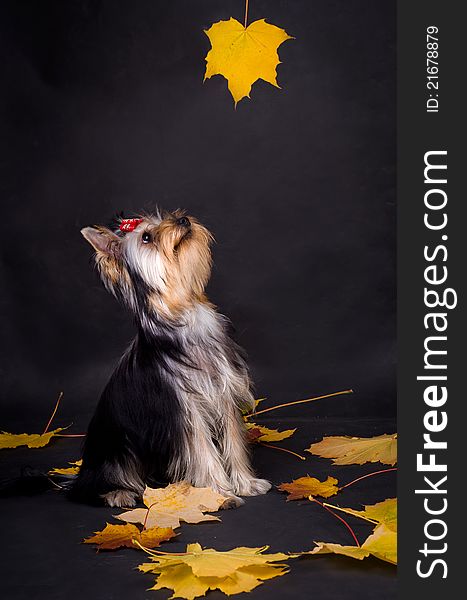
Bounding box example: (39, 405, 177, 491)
(1, 416, 396, 600)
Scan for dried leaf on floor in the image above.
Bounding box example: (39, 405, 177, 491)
(307, 434, 397, 466)
(278, 476, 339, 501)
(117, 481, 228, 530)
(139, 543, 293, 599)
(0, 427, 65, 449)
(84, 522, 176, 551)
(49, 459, 82, 476)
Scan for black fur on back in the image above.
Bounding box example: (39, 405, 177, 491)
(69, 328, 185, 504)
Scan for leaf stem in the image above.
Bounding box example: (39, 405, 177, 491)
(322, 502, 379, 525)
(142, 502, 159, 530)
(311, 497, 360, 547)
(244, 0, 249, 27)
(148, 549, 191, 556)
(134, 539, 191, 556)
(259, 442, 306, 460)
(42, 391, 63, 435)
(245, 389, 353, 420)
(340, 468, 397, 490)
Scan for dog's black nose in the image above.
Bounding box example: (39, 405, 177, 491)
(177, 217, 191, 228)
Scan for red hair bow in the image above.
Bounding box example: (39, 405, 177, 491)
(119, 218, 143, 232)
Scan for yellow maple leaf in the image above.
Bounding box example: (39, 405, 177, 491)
(117, 482, 228, 530)
(204, 18, 293, 105)
(306, 433, 397, 466)
(310, 541, 369, 561)
(310, 523, 397, 565)
(277, 475, 339, 501)
(361, 524, 397, 564)
(358, 498, 397, 531)
(139, 543, 292, 599)
(0, 427, 65, 449)
(330, 498, 397, 532)
(49, 459, 82, 476)
(83, 522, 176, 551)
(245, 422, 296, 443)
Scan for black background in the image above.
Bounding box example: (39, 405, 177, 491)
(0, 1, 396, 599)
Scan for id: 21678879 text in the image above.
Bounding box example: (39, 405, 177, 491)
(426, 26, 439, 113)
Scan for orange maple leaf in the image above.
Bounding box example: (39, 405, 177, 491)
(278, 476, 339, 501)
(83, 522, 176, 551)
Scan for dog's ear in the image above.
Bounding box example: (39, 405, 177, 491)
(81, 226, 121, 255)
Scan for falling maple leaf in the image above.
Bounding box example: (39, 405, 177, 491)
(204, 18, 293, 105)
(328, 498, 397, 532)
(278, 475, 339, 501)
(245, 422, 296, 443)
(0, 427, 66, 449)
(49, 459, 82, 476)
(139, 543, 292, 599)
(310, 523, 397, 565)
(117, 482, 228, 530)
(306, 433, 397, 466)
(83, 522, 176, 551)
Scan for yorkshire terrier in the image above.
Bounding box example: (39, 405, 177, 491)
(70, 210, 271, 508)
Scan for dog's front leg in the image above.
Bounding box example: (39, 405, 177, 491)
(222, 410, 271, 497)
(170, 408, 244, 506)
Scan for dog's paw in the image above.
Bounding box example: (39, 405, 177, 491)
(239, 478, 272, 496)
(220, 495, 245, 510)
(102, 489, 139, 508)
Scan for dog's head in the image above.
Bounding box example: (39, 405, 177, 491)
(81, 210, 213, 320)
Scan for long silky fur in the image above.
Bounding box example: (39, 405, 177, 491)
(70, 211, 270, 507)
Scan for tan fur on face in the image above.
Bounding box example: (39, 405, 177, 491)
(148, 217, 213, 318)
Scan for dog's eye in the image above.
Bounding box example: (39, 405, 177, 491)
(141, 232, 152, 244)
